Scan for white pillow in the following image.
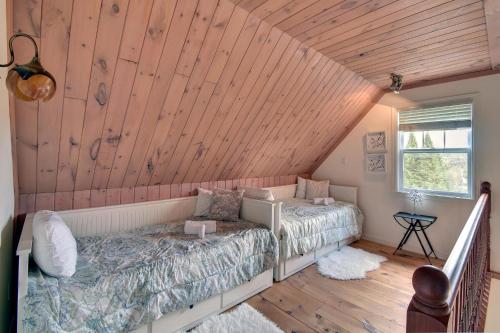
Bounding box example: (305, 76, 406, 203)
(32, 210, 77, 278)
(306, 179, 330, 199)
(194, 188, 213, 217)
(295, 176, 307, 199)
(238, 186, 274, 201)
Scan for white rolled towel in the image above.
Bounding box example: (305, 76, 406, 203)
(184, 220, 217, 236)
(199, 224, 206, 239)
(313, 197, 335, 206)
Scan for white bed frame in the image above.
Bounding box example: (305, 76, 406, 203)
(265, 184, 359, 281)
(16, 196, 276, 333)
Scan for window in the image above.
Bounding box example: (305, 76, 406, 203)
(397, 100, 473, 199)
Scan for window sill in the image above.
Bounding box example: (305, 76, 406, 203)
(397, 190, 474, 201)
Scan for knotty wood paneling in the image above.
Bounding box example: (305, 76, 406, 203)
(484, 0, 500, 69)
(13, 0, 381, 196)
(36, 0, 73, 193)
(18, 175, 302, 214)
(231, 0, 494, 87)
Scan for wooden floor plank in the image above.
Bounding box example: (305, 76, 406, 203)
(260, 283, 356, 332)
(244, 240, 444, 333)
(246, 295, 315, 333)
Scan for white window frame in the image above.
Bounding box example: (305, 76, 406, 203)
(397, 101, 474, 200)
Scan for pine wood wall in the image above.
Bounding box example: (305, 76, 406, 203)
(19, 175, 303, 213)
(12, 0, 382, 210)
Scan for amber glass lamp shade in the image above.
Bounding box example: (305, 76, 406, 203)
(6, 58, 56, 102)
(2, 33, 56, 102)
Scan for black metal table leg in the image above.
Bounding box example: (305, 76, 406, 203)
(400, 220, 415, 246)
(416, 220, 438, 259)
(413, 220, 432, 265)
(393, 220, 414, 255)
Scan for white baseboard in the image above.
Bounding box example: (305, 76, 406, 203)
(361, 234, 441, 259)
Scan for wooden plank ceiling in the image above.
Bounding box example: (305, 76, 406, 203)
(14, 0, 496, 196)
(230, 0, 495, 87)
(12, 0, 382, 194)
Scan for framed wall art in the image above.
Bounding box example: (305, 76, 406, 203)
(366, 154, 387, 174)
(366, 131, 386, 153)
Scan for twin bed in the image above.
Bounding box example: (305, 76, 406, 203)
(266, 184, 362, 281)
(16, 183, 362, 332)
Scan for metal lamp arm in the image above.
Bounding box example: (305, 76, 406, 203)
(0, 32, 39, 68)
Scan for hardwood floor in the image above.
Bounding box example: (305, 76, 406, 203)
(246, 240, 444, 333)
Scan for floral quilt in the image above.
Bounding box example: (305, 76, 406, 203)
(23, 220, 278, 332)
(279, 198, 363, 259)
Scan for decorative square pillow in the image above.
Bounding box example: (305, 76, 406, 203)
(238, 186, 274, 201)
(194, 188, 213, 217)
(305, 179, 330, 199)
(295, 176, 307, 199)
(208, 188, 245, 221)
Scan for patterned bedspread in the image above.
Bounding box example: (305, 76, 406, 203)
(279, 198, 363, 259)
(23, 221, 278, 333)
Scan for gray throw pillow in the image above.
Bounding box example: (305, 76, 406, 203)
(305, 179, 330, 199)
(208, 188, 244, 221)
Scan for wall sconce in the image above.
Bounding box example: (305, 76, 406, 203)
(0, 33, 56, 102)
(389, 73, 403, 94)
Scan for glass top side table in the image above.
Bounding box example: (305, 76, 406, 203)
(393, 211, 438, 264)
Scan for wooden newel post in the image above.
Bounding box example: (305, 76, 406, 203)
(481, 182, 491, 217)
(407, 265, 451, 332)
(481, 181, 492, 274)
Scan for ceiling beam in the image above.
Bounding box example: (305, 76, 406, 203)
(484, 0, 500, 69)
(382, 68, 500, 92)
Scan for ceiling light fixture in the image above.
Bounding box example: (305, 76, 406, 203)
(0, 33, 56, 102)
(389, 73, 403, 94)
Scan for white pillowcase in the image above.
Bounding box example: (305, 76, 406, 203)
(32, 210, 77, 278)
(295, 176, 307, 199)
(238, 186, 275, 201)
(194, 188, 213, 217)
(306, 179, 330, 199)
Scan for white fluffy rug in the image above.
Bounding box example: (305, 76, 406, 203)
(190, 303, 284, 333)
(317, 246, 387, 280)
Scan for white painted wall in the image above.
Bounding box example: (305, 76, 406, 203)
(485, 278, 500, 332)
(314, 73, 500, 272)
(0, 0, 15, 331)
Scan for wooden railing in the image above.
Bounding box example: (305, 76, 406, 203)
(407, 182, 491, 332)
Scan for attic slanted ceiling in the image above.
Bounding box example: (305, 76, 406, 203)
(13, 0, 383, 194)
(230, 0, 495, 87)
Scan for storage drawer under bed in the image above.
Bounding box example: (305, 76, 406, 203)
(222, 269, 272, 308)
(276, 235, 360, 281)
(283, 251, 315, 277)
(152, 294, 221, 333)
(131, 269, 273, 333)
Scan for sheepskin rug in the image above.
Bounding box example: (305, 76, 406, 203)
(317, 246, 387, 280)
(190, 303, 284, 333)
